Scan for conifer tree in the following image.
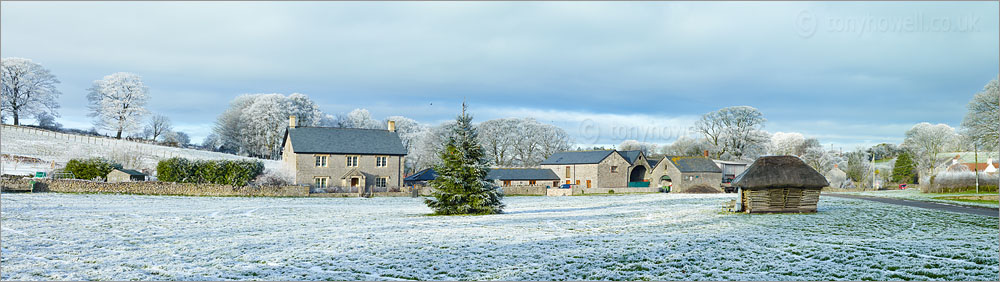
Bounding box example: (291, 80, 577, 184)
(425, 103, 504, 215)
(891, 152, 916, 183)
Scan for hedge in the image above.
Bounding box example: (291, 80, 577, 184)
(156, 157, 264, 187)
(65, 158, 122, 180)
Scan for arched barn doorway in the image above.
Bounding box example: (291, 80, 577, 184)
(629, 166, 646, 182)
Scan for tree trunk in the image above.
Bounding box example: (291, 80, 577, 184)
(116, 129, 123, 139)
(12, 111, 19, 125)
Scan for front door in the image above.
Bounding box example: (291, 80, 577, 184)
(351, 178, 360, 187)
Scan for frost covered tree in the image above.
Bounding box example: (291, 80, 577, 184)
(961, 76, 999, 150)
(1, 57, 61, 125)
(144, 114, 172, 141)
(618, 140, 658, 155)
(425, 103, 504, 215)
(693, 106, 769, 161)
(661, 136, 712, 156)
(87, 72, 149, 139)
(903, 122, 958, 176)
(211, 93, 325, 159)
(770, 132, 805, 155)
(335, 108, 383, 129)
(477, 118, 571, 167)
(385, 116, 429, 172)
(411, 121, 458, 171)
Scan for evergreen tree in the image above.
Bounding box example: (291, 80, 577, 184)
(425, 103, 504, 215)
(891, 152, 916, 183)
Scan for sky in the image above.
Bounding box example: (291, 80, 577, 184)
(2, 1, 997, 150)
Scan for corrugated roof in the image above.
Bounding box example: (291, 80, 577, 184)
(284, 127, 406, 155)
(404, 168, 437, 182)
(403, 168, 560, 181)
(618, 150, 643, 165)
(540, 150, 615, 165)
(487, 168, 560, 180)
(663, 156, 723, 173)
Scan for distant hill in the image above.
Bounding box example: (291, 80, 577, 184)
(0, 125, 280, 176)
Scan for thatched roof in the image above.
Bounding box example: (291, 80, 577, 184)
(733, 156, 829, 189)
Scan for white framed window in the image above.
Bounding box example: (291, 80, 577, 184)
(315, 155, 328, 167)
(376, 177, 388, 188)
(346, 155, 359, 167)
(314, 177, 328, 188)
(376, 156, 388, 167)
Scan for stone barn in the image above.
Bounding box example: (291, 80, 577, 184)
(733, 156, 829, 213)
(648, 156, 723, 193)
(107, 169, 146, 182)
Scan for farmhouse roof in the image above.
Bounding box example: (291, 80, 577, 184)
(733, 156, 829, 189)
(540, 150, 616, 165)
(662, 156, 723, 173)
(283, 127, 406, 155)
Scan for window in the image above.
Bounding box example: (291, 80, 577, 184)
(376, 177, 388, 188)
(314, 177, 328, 188)
(376, 156, 388, 167)
(315, 155, 328, 167)
(346, 156, 359, 167)
(565, 166, 571, 178)
(528, 180, 536, 185)
(586, 180, 592, 188)
(503, 180, 511, 187)
(611, 166, 618, 173)
(575, 180, 580, 185)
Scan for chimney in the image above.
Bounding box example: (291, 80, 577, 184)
(388, 120, 396, 132)
(704, 150, 709, 158)
(289, 115, 297, 128)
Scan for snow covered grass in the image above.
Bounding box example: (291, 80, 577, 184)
(834, 189, 1000, 209)
(0, 125, 280, 176)
(2, 193, 997, 281)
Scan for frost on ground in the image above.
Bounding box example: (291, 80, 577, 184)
(1, 193, 997, 281)
(833, 189, 999, 209)
(0, 126, 280, 176)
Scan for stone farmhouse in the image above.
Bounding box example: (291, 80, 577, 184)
(281, 116, 406, 191)
(539, 150, 652, 188)
(648, 156, 724, 193)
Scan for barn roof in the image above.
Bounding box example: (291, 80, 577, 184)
(403, 168, 559, 181)
(647, 157, 662, 167)
(404, 168, 437, 182)
(618, 150, 644, 165)
(733, 156, 829, 189)
(540, 150, 616, 165)
(487, 168, 560, 180)
(283, 127, 407, 155)
(114, 169, 146, 176)
(662, 156, 723, 173)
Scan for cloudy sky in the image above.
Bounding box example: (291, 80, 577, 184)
(2, 1, 997, 149)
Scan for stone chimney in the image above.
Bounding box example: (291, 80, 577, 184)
(289, 115, 297, 128)
(388, 120, 396, 132)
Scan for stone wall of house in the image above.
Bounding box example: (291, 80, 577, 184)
(290, 151, 404, 189)
(597, 153, 630, 188)
(1, 178, 309, 197)
(493, 179, 561, 188)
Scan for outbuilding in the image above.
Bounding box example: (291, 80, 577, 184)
(733, 156, 828, 213)
(107, 169, 147, 182)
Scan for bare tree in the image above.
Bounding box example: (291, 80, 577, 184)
(145, 114, 172, 141)
(693, 106, 769, 161)
(961, 76, 999, 150)
(903, 122, 958, 177)
(1, 57, 61, 125)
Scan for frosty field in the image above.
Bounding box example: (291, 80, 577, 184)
(1, 193, 997, 281)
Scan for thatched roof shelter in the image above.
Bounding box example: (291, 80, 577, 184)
(732, 156, 828, 213)
(733, 156, 828, 190)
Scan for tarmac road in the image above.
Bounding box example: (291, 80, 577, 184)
(825, 193, 999, 218)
